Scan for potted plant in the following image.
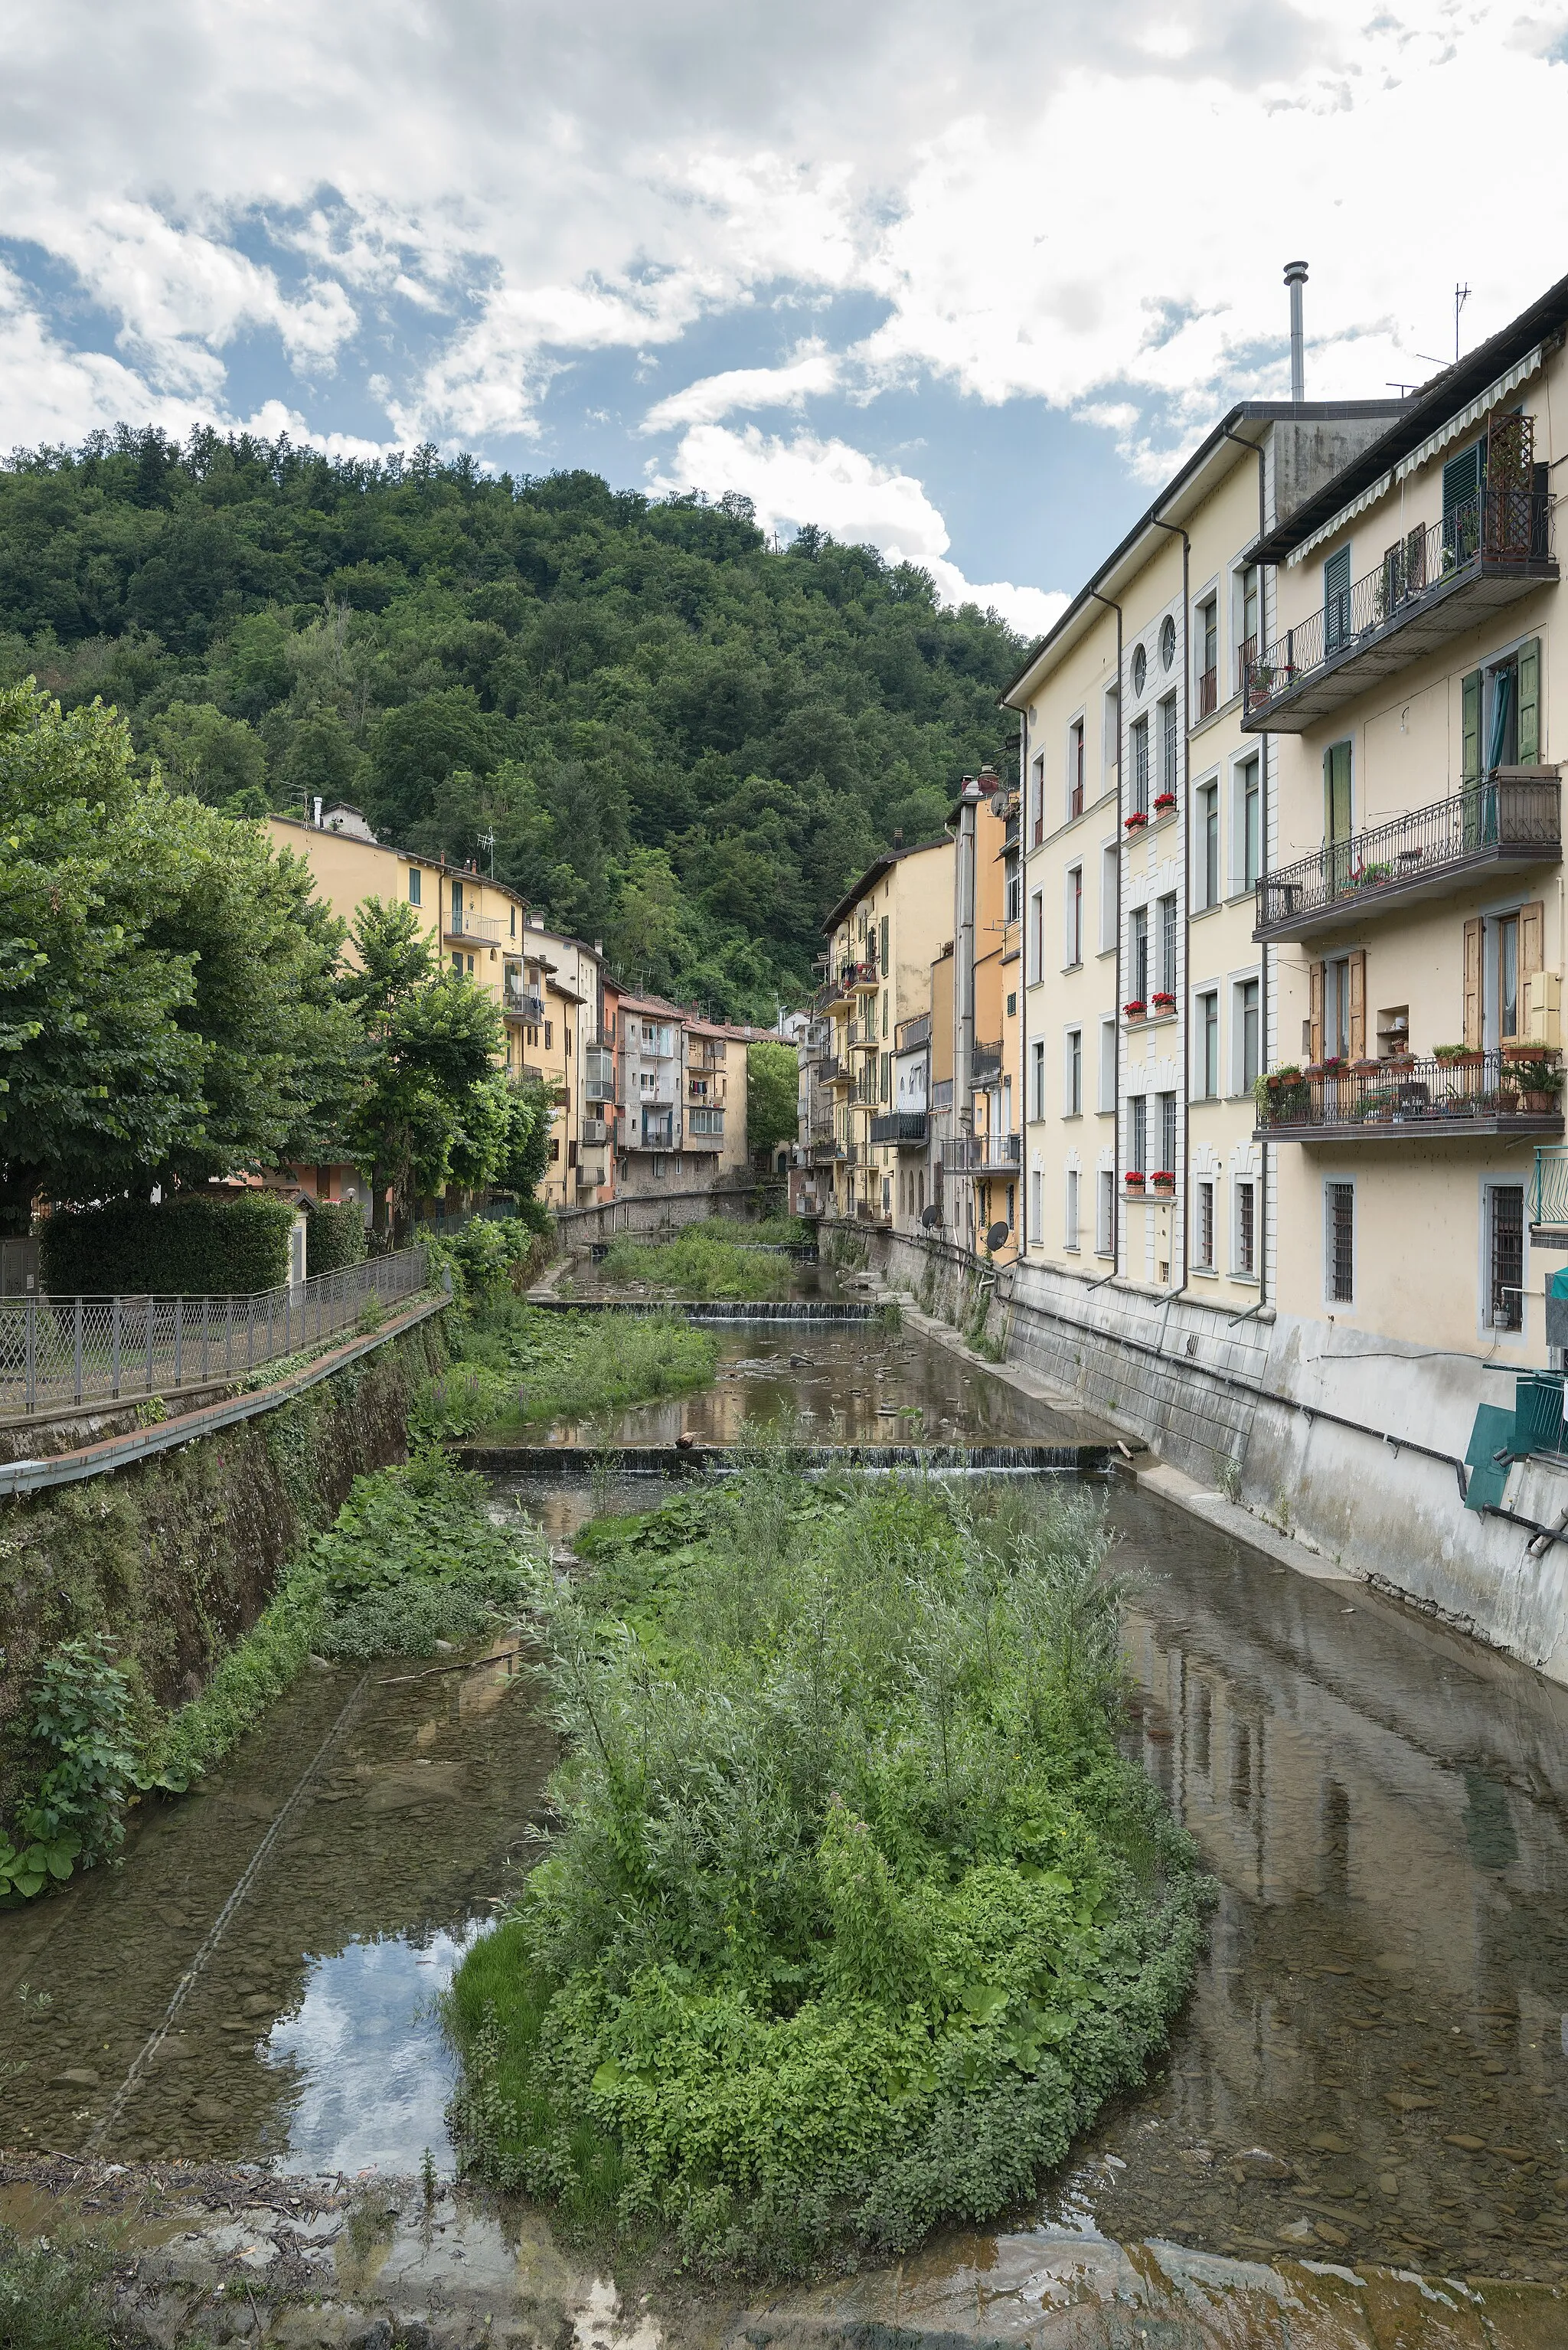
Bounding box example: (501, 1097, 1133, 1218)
(1256, 1064, 1309, 1124)
(1124, 809, 1148, 831)
(1151, 1169, 1176, 1195)
(1124, 1169, 1146, 1191)
(1151, 989, 1176, 1012)
(1122, 998, 1147, 1019)
(1510, 1054, 1565, 1113)
(1432, 1042, 1481, 1065)
(1153, 789, 1177, 815)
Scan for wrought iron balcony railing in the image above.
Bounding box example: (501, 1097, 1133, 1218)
(1254, 774, 1561, 942)
(870, 1111, 928, 1146)
(1256, 1049, 1565, 1140)
(1243, 489, 1556, 732)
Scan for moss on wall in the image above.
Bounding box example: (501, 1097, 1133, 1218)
(0, 1315, 449, 1814)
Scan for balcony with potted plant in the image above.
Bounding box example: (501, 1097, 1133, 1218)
(1253, 1046, 1564, 1141)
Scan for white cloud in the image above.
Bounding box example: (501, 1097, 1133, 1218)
(640, 342, 841, 432)
(652, 423, 1068, 635)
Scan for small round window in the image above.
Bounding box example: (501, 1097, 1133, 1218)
(1132, 643, 1148, 696)
(1160, 615, 1177, 671)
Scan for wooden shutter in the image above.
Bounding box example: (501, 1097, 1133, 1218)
(1463, 919, 1483, 1049)
(1461, 670, 1482, 783)
(1348, 950, 1367, 1060)
(1521, 900, 1544, 991)
(1323, 740, 1353, 842)
(1309, 959, 1325, 1065)
(1517, 639, 1540, 764)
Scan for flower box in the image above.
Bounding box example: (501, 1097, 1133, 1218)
(1503, 1041, 1560, 1064)
(1151, 1172, 1176, 1194)
(1152, 792, 1177, 813)
(1151, 992, 1176, 1012)
(1123, 1171, 1146, 1189)
(1122, 999, 1147, 1019)
(1124, 811, 1148, 830)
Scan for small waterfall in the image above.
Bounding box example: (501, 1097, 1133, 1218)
(531, 1298, 881, 1322)
(458, 1440, 1113, 1478)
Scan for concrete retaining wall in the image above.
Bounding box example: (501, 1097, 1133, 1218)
(557, 1180, 784, 1246)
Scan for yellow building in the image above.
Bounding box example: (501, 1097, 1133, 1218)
(267, 806, 606, 1214)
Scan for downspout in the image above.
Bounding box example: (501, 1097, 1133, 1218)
(1088, 588, 1123, 1281)
(1220, 422, 1272, 1309)
(1150, 514, 1191, 1299)
(1018, 708, 1030, 1260)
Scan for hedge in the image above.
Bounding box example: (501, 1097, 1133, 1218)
(305, 1201, 368, 1277)
(40, 1195, 297, 1298)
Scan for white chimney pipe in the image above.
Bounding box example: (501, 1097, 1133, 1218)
(1285, 260, 1308, 404)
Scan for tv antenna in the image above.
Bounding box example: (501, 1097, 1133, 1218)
(477, 827, 496, 877)
(1454, 281, 1471, 361)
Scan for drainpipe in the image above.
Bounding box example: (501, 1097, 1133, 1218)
(1150, 515, 1191, 1299)
(1220, 422, 1272, 1310)
(1089, 589, 1123, 1280)
(1018, 710, 1030, 1260)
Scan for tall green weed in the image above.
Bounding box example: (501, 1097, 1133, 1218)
(413, 1300, 717, 1439)
(599, 1225, 795, 1300)
(447, 1469, 1211, 2274)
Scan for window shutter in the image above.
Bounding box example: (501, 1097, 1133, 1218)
(1517, 639, 1540, 764)
(1309, 960, 1325, 1066)
(1464, 919, 1483, 1049)
(1521, 900, 1544, 991)
(1443, 442, 1481, 516)
(1324, 742, 1352, 842)
(1348, 950, 1367, 1061)
(1461, 670, 1482, 784)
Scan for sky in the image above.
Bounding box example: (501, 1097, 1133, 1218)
(3, 0, 1567, 635)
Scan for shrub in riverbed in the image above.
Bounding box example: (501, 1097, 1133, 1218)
(447, 1470, 1211, 2275)
(411, 1299, 718, 1440)
(597, 1224, 795, 1301)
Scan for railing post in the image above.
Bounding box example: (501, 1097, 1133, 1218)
(74, 1296, 83, 1404)
(24, 1300, 35, 1415)
(145, 1296, 155, 1396)
(175, 1294, 183, 1391)
(111, 1295, 122, 1398)
(201, 1293, 210, 1384)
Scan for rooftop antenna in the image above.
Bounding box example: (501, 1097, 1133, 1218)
(1454, 281, 1471, 361)
(477, 827, 496, 878)
(1284, 260, 1308, 404)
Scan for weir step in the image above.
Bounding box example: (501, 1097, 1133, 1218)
(456, 1441, 1114, 1477)
(526, 1298, 881, 1321)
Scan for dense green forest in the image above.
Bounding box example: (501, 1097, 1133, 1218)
(0, 427, 1024, 1018)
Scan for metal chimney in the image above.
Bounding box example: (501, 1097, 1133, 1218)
(1284, 260, 1308, 404)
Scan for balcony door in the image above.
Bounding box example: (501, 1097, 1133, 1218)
(1324, 740, 1353, 896)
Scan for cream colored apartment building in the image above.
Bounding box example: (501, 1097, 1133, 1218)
(1248, 280, 1568, 1361)
(816, 838, 955, 1228)
(1007, 400, 1400, 1309)
(267, 806, 608, 1213)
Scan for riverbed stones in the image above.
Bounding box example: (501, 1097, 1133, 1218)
(1233, 2148, 1292, 2178)
(51, 2067, 100, 2087)
(1384, 2089, 1435, 2111)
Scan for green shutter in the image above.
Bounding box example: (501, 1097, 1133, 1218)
(1517, 639, 1540, 764)
(1461, 669, 1482, 782)
(1444, 442, 1481, 515)
(1323, 741, 1352, 842)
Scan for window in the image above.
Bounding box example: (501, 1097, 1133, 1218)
(1195, 1181, 1215, 1270)
(1488, 1184, 1525, 1332)
(1068, 719, 1085, 819)
(1066, 1028, 1082, 1115)
(1029, 888, 1044, 983)
(1031, 1038, 1046, 1120)
(1326, 1180, 1354, 1302)
(1324, 739, 1353, 861)
(407, 867, 421, 906)
(1499, 911, 1520, 1042)
(880, 1050, 891, 1103)
(1099, 1017, 1116, 1111)
(1004, 861, 1021, 925)
(1159, 1091, 1178, 1172)
(1158, 694, 1178, 798)
(1324, 544, 1352, 652)
(1130, 1094, 1148, 1172)
(880, 914, 890, 969)
(544, 1020, 553, 1049)
(1197, 992, 1219, 1098)
(1097, 1168, 1115, 1254)
(1238, 563, 1259, 682)
(1240, 755, 1261, 889)
(1031, 752, 1046, 845)
(1102, 685, 1120, 786)
(1130, 905, 1149, 1000)
(1160, 613, 1177, 672)
(1065, 864, 1083, 965)
(1100, 843, 1119, 951)
(1031, 1165, 1042, 1238)
(1007, 992, 1017, 1018)
(1239, 979, 1260, 1090)
(451, 950, 462, 973)
(1065, 1168, 1080, 1250)
(1158, 893, 1177, 995)
(1443, 439, 1483, 564)
(1236, 1181, 1256, 1276)
(1130, 715, 1150, 816)
(1197, 781, 1220, 907)
(1196, 596, 1217, 717)
(1132, 642, 1148, 696)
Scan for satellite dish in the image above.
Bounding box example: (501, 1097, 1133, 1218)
(985, 1221, 1011, 1253)
(920, 1204, 942, 1228)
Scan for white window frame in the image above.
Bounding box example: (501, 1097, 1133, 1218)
(1030, 1165, 1043, 1242)
(1067, 714, 1086, 822)
(1063, 864, 1083, 968)
(1232, 972, 1262, 1095)
(1064, 1026, 1083, 1116)
(1096, 1166, 1115, 1257)
(1233, 750, 1263, 896)
(1233, 1178, 1259, 1281)
(1323, 1174, 1357, 1307)
(1194, 1178, 1217, 1272)
(1031, 1038, 1047, 1122)
(1194, 775, 1220, 910)
(1102, 685, 1120, 793)
(1098, 1016, 1117, 1113)
(1099, 842, 1119, 953)
(1028, 888, 1044, 985)
(1194, 989, 1220, 1100)
(1065, 1167, 1080, 1253)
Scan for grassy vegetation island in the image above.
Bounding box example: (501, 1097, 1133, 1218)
(595, 1214, 809, 1302)
(412, 1296, 720, 1439)
(447, 1469, 1211, 2274)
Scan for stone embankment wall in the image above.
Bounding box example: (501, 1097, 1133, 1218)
(0, 1316, 447, 1812)
(867, 1224, 1568, 1686)
(557, 1178, 784, 1247)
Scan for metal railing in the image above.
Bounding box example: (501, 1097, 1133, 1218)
(896, 1012, 931, 1052)
(1256, 1051, 1565, 1136)
(505, 987, 546, 1022)
(1195, 665, 1218, 721)
(1533, 1146, 1568, 1227)
(840, 959, 880, 992)
(943, 1133, 1021, 1170)
(1243, 489, 1554, 722)
(1255, 776, 1561, 938)
(847, 1019, 880, 1051)
(972, 1039, 1003, 1084)
(871, 1111, 928, 1145)
(0, 1247, 430, 1419)
(446, 910, 504, 944)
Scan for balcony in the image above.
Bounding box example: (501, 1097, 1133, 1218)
(943, 1133, 1021, 1172)
(1254, 773, 1561, 943)
(855, 1202, 893, 1227)
(1243, 489, 1557, 733)
(443, 909, 504, 946)
(1255, 1050, 1564, 1143)
(871, 1111, 928, 1146)
(896, 1012, 931, 1053)
(972, 1038, 1003, 1085)
(810, 1131, 845, 1162)
(505, 987, 547, 1023)
(822, 1057, 851, 1088)
(841, 959, 880, 993)
(634, 1112, 678, 1150)
(847, 1019, 880, 1051)
(584, 1045, 617, 1100)
(1533, 1146, 1568, 1239)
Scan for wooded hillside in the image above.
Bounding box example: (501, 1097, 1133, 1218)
(0, 428, 1024, 1017)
